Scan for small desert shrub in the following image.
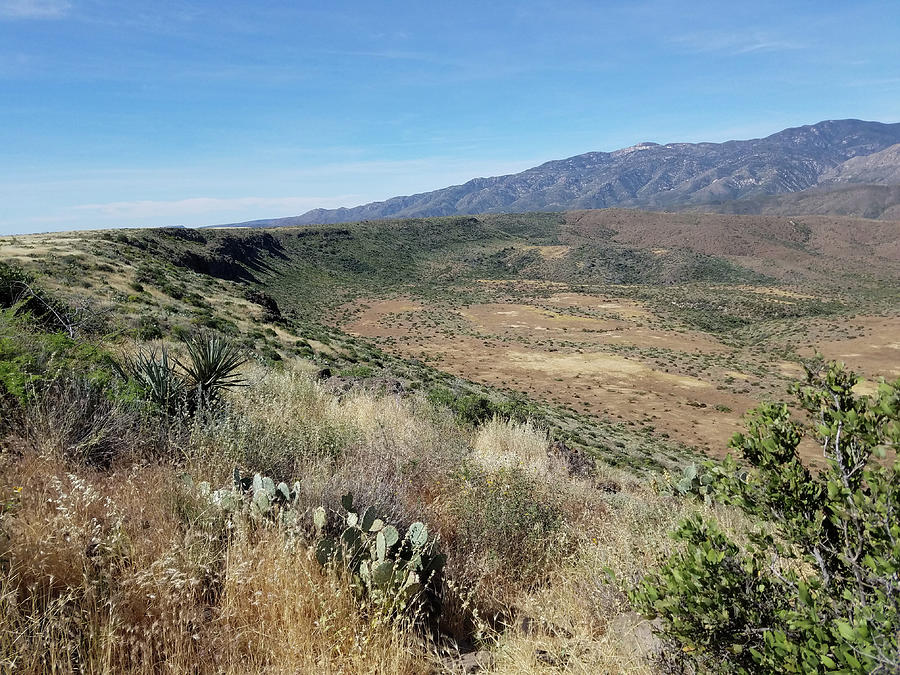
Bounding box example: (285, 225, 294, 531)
(444, 463, 568, 596)
(25, 378, 128, 466)
(0, 261, 74, 334)
(320, 390, 468, 521)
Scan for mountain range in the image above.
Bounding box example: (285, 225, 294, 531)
(226, 119, 900, 227)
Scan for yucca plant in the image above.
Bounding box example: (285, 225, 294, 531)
(115, 333, 246, 416)
(116, 347, 186, 414)
(175, 333, 247, 407)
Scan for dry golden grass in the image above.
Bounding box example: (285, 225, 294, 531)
(0, 362, 747, 673)
(472, 418, 550, 475)
(0, 451, 429, 673)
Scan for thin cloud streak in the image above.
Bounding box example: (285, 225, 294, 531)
(672, 31, 807, 55)
(0, 0, 70, 19)
(70, 196, 362, 220)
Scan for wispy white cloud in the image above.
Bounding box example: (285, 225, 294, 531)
(0, 0, 70, 19)
(844, 77, 900, 89)
(70, 195, 361, 222)
(672, 31, 807, 55)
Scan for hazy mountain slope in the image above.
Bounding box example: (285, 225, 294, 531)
(225, 119, 900, 228)
(564, 209, 900, 269)
(690, 142, 900, 219)
(696, 184, 900, 220)
(820, 143, 900, 184)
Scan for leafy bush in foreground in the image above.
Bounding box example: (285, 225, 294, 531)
(631, 360, 900, 673)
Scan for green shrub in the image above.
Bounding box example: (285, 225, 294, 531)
(631, 360, 900, 673)
(0, 312, 116, 409)
(427, 387, 538, 427)
(136, 315, 164, 340)
(339, 364, 374, 378)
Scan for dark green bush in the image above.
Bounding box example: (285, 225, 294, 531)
(136, 315, 164, 340)
(426, 387, 541, 427)
(339, 364, 374, 378)
(631, 360, 900, 673)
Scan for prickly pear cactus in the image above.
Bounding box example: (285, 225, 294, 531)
(313, 492, 445, 620)
(200, 467, 304, 526)
(672, 463, 721, 502)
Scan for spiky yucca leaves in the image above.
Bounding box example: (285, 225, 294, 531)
(115, 334, 246, 415)
(117, 347, 186, 415)
(176, 333, 247, 407)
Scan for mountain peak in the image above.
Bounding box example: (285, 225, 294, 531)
(612, 142, 661, 157)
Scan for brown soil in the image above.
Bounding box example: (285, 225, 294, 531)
(802, 316, 900, 380)
(344, 296, 768, 457)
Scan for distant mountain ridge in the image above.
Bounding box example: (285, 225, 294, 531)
(224, 119, 900, 227)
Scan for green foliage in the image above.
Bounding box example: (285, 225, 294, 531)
(631, 360, 900, 673)
(427, 387, 541, 427)
(669, 462, 721, 502)
(427, 387, 494, 426)
(116, 347, 186, 415)
(314, 492, 445, 622)
(116, 333, 247, 415)
(631, 515, 792, 671)
(136, 314, 164, 340)
(0, 311, 116, 409)
(0, 261, 78, 335)
(0, 337, 42, 404)
(175, 332, 247, 405)
(338, 364, 374, 378)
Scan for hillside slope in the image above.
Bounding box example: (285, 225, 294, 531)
(821, 142, 900, 184)
(5, 208, 898, 463)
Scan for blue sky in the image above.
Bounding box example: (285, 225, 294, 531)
(1, 0, 898, 234)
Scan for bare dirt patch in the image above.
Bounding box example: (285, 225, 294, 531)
(735, 285, 818, 300)
(342, 299, 424, 339)
(342, 293, 767, 456)
(806, 316, 900, 379)
(535, 245, 570, 259)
